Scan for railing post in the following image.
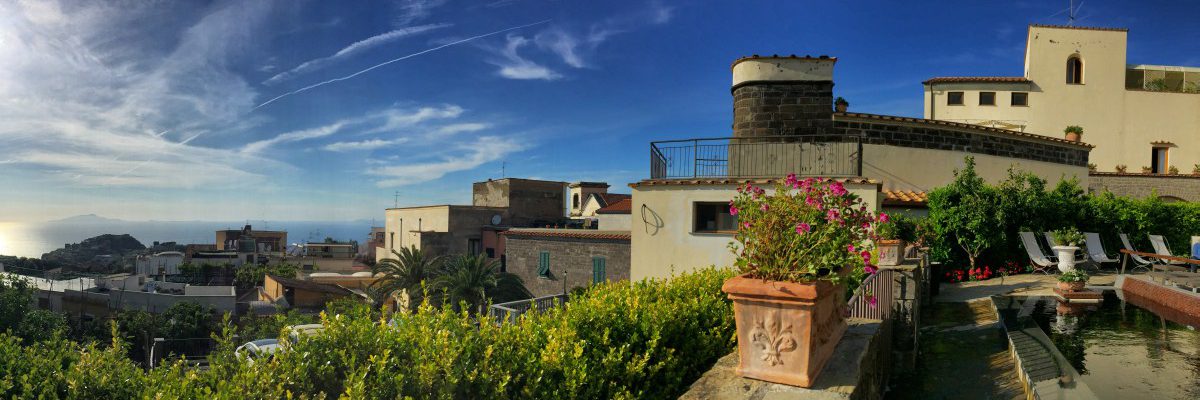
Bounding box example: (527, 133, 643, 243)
(691, 139, 699, 178)
(856, 137, 863, 177)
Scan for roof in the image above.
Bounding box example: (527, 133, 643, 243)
(882, 190, 928, 207)
(632, 177, 878, 188)
(1029, 24, 1127, 32)
(503, 228, 631, 241)
(266, 274, 354, 296)
(597, 193, 631, 206)
(922, 76, 1031, 85)
(834, 112, 1095, 149)
(596, 198, 632, 214)
(731, 54, 836, 69)
(569, 181, 610, 188)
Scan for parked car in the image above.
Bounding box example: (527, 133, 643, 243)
(235, 324, 326, 363)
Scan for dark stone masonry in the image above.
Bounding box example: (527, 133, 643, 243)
(732, 81, 835, 137)
(833, 116, 1091, 167)
(1088, 172, 1200, 202)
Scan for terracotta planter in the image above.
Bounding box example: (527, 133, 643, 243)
(1057, 281, 1086, 292)
(1065, 132, 1081, 142)
(876, 239, 905, 266)
(721, 274, 848, 388)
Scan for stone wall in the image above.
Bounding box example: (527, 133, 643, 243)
(472, 178, 567, 225)
(1087, 172, 1200, 202)
(504, 234, 631, 297)
(833, 114, 1090, 167)
(732, 81, 834, 138)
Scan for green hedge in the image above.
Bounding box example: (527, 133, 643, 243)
(927, 158, 1200, 269)
(0, 267, 735, 399)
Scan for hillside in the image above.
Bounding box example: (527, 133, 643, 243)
(41, 234, 146, 268)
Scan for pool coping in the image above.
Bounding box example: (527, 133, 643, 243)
(989, 294, 1101, 400)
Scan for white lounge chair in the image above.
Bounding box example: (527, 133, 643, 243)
(1119, 233, 1159, 273)
(1148, 235, 1185, 265)
(1019, 232, 1057, 274)
(1083, 232, 1120, 268)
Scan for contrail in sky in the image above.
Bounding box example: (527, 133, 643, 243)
(253, 19, 552, 110)
(112, 19, 549, 182)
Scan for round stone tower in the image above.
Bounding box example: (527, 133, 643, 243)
(731, 55, 836, 137)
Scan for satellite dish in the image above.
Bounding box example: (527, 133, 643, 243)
(491, 214, 502, 225)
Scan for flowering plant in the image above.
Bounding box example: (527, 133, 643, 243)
(728, 174, 884, 284)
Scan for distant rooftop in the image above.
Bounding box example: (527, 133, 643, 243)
(503, 228, 631, 240)
(922, 76, 1031, 84)
(1028, 24, 1127, 32)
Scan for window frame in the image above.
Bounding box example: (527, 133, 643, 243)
(1010, 92, 1028, 107)
(1067, 56, 1084, 85)
(592, 256, 607, 284)
(693, 202, 737, 234)
(1151, 147, 1169, 174)
(978, 91, 996, 106)
(946, 91, 965, 106)
(537, 251, 551, 278)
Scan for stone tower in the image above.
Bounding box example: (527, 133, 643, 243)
(731, 55, 836, 138)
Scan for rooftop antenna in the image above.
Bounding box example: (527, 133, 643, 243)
(1067, 0, 1083, 26)
(501, 161, 506, 178)
(393, 190, 400, 208)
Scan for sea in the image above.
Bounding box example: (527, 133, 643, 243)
(0, 218, 376, 258)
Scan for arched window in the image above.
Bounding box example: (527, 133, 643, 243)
(1066, 55, 1083, 84)
(573, 193, 580, 208)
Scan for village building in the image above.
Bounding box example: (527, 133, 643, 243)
(501, 228, 631, 297)
(922, 24, 1200, 201)
(630, 55, 1092, 280)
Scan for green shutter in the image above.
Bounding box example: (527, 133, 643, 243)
(592, 257, 606, 283)
(538, 251, 550, 277)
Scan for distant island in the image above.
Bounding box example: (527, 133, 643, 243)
(49, 214, 124, 223)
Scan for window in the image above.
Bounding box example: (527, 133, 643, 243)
(693, 202, 737, 233)
(485, 247, 495, 258)
(592, 257, 607, 284)
(947, 91, 964, 105)
(467, 238, 481, 256)
(1151, 147, 1169, 174)
(537, 251, 550, 278)
(979, 92, 996, 106)
(1066, 56, 1083, 84)
(1011, 92, 1028, 106)
(572, 194, 580, 209)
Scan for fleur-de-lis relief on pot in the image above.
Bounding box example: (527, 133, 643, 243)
(750, 310, 798, 366)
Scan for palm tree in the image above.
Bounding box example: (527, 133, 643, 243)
(371, 246, 442, 313)
(431, 254, 531, 315)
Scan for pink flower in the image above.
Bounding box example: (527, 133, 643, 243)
(860, 250, 871, 261)
(729, 205, 738, 216)
(795, 223, 811, 234)
(878, 213, 890, 223)
(805, 196, 817, 206)
(785, 173, 798, 188)
(847, 244, 856, 253)
(826, 209, 840, 221)
(829, 182, 847, 196)
(868, 295, 878, 307)
(864, 264, 877, 274)
(760, 203, 769, 212)
(742, 222, 751, 229)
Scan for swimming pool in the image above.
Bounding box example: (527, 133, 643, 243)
(995, 291, 1200, 399)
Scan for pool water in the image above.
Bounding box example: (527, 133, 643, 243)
(999, 291, 1200, 399)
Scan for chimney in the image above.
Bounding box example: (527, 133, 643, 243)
(731, 55, 836, 138)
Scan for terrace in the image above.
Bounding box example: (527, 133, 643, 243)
(649, 135, 863, 180)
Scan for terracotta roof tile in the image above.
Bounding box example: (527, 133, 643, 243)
(882, 190, 928, 206)
(631, 177, 879, 188)
(599, 193, 631, 207)
(595, 198, 632, 214)
(502, 229, 631, 241)
(834, 112, 1095, 148)
(1029, 24, 1127, 32)
(922, 76, 1031, 84)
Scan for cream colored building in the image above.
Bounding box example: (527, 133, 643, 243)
(923, 24, 1200, 175)
(630, 55, 1091, 280)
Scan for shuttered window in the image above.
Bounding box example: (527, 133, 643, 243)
(538, 251, 550, 277)
(592, 257, 607, 283)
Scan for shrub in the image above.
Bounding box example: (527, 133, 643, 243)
(1063, 125, 1084, 136)
(1058, 269, 1089, 283)
(1051, 227, 1085, 247)
(0, 268, 737, 400)
(728, 175, 882, 283)
(927, 157, 1003, 269)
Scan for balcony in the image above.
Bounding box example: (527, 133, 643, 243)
(649, 135, 862, 179)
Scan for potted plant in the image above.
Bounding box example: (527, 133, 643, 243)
(875, 214, 916, 266)
(1115, 164, 1127, 173)
(1169, 165, 1180, 175)
(834, 97, 849, 113)
(1051, 227, 1085, 273)
(1064, 125, 1084, 142)
(1141, 166, 1152, 174)
(1087, 163, 1096, 172)
(723, 174, 880, 387)
(1057, 269, 1089, 292)
(1192, 164, 1200, 176)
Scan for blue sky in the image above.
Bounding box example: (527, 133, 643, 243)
(1, 0, 1197, 222)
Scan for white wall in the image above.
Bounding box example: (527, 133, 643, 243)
(594, 214, 631, 231)
(630, 182, 880, 281)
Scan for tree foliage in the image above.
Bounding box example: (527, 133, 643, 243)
(927, 157, 1004, 268)
(432, 254, 531, 314)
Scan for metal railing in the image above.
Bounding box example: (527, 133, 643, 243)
(649, 135, 862, 179)
(488, 293, 569, 324)
(939, 119, 1028, 131)
(848, 269, 896, 320)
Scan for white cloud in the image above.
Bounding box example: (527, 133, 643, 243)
(368, 136, 525, 187)
(244, 104, 465, 154)
(489, 34, 560, 80)
(0, 1, 279, 188)
(323, 138, 406, 152)
(393, 0, 448, 27)
(521, 2, 673, 74)
(242, 121, 349, 155)
(263, 23, 450, 85)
